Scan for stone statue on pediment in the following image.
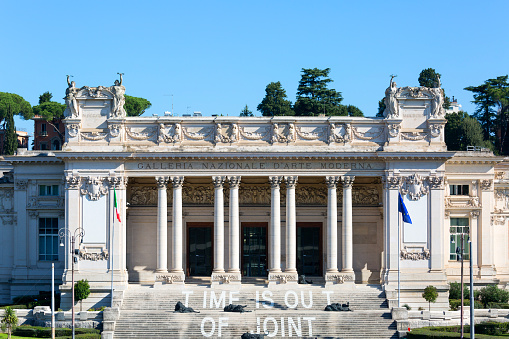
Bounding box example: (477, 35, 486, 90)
(385, 75, 399, 118)
(65, 75, 79, 118)
(111, 74, 126, 117)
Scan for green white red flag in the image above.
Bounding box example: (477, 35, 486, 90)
(114, 189, 121, 223)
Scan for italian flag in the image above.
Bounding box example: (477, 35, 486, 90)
(114, 189, 121, 223)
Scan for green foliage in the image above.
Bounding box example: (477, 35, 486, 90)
(294, 68, 344, 116)
(423, 285, 438, 311)
(487, 302, 509, 309)
(0, 92, 33, 120)
(13, 325, 100, 338)
(38, 92, 53, 104)
(449, 282, 470, 300)
(240, 104, 253, 117)
(376, 98, 386, 117)
(1, 306, 17, 338)
(74, 279, 90, 303)
(478, 285, 509, 307)
(419, 68, 442, 88)
(32, 101, 66, 120)
(124, 95, 152, 116)
(257, 81, 294, 116)
(2, 113, 17, 155)
(407, 324, 503, 338)
(445, 111, 492, 151)
(465, 75, 509, 154)
(449, 299, 484, 311)
(344, 105, 364, 117)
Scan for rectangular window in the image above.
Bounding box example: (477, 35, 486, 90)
(40, 123, 47, 136)
(39, 185, 59, 196)
(450, 184, 469, 196)
(39, 218, 59, 261)
(450, 217, 470, 260)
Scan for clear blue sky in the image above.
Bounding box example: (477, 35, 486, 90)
(2, 1, 508, 143)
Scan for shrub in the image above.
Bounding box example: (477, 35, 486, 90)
(449, 282, 469, 300)
(403, 303, 411, 310)
(449, 299, 483, 311)
(487, 302, 509, 309)
(75, 279, 91, 311)
(478, 285, 509, 307)
(13, 325, 100, 338)
(1, 306, 18, 338)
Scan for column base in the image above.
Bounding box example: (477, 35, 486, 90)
(325, 271, 355, 286)
(211, 272, 242, 285)
(268, 272, 298, 285)
(154, 271, 185, 285)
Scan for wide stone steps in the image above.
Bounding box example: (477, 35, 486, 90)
(114, 284, 396, 338)
(113, 309, 397, 339)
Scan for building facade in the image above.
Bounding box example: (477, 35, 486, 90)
(0, 78, 507, 310)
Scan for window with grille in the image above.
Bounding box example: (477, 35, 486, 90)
(450, 217, 469, 260)
(39, 185, 59, 196)
(39, 218, 59, 261)
(450, 184, 469, 196)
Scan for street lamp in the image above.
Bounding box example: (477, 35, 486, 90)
(59, 227, 85, 339)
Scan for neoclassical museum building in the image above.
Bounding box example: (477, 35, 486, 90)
(1, 78, 508, 309)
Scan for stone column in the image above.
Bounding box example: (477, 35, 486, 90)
(284, 176, 298, 279)
(325, 176, 340, 283)
(169, 176, 185, 283)
(341, 176, 355, 276)
(227, 176, 242, 283)
(268, 176, 283, 281)
(212, 176, 226, 282)
(155, 176, 169, 273)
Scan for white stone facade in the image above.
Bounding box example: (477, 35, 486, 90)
(0, 78, 506, 310)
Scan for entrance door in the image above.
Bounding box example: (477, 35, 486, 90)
(187, 223, 213, 276)
(242, 222, 268, 277)
(297, 222, 322, 276)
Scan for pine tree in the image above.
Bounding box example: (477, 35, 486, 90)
(257, 82, 294, 116)
(3, 110, 17, 155)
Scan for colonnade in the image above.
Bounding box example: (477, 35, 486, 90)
(152, 175, 356, 279)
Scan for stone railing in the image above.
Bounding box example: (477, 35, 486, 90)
(0, 306, 102, 328)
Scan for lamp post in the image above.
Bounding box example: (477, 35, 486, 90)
(59, 227, 85, 339)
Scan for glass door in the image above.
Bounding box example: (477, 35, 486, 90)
(297, 222, 322, 276)
(242, 222, 268, 277)
(187, 223, 213, 276)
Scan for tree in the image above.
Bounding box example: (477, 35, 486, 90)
(345, 105, 364, 117)
(418, 68, 450, 109)
(465, 76, 509, 155)
(445, 111, 492, 151)
(240, 105, 253, 117)
(257, 81, 294, 116)
(32, 101, 66, 121)
(124, 95, 152, 116)
(3, 112, 17, 155)
(39, 91, 53, 104)
(294, 68, 344, 116)
(422, 285, 438, 311)
(376, 98, 386, 118)
(75, 279, 91, 311)
(1, 306, 18, 339)
(0, 92, 32, 121)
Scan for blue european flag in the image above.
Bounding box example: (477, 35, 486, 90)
(398, 193, 412, 224)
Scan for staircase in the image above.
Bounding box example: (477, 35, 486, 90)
(113, 284, 398, 338)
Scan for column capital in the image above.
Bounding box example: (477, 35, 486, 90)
(64, 175, 81, 190)
(228, 176, 241, 188)
(341, 175, 355, 188)
(269, 176, 283, 189)
(284, 175, 298, 188)
(108, 176, 128, 189)
(155, 176, 170, 188)
(212, 176, 226, 188)
(170, 176, 185, 188)
(383, 175, 401, 189)
(325, 176, 340, 189)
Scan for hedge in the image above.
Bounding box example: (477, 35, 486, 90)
(449, 299, 484, 311)
(13, 325, 100, 338)
(407, 322, 509, 338)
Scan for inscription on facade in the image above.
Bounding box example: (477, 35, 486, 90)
(131, 161, 384, 172)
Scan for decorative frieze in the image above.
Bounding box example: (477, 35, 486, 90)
(14, 179, 28, 190)
(481, 179, 493, 191)
(65, 175, 81, 189)
(268, 273, 299, 284)
(108, 177, 128, 189)
(0, 215, 17, 225)
(0, 189, 14, 212)
(428, 176, 444, 189)
(80, 250, 109, 261)
(211, 273, 241, 284)
(400, 246, 431, 261)
(324, 274, 354, 284)
(156, 274, 185, 284)
(400, 174, 429, 201)
(328, 123, 350, 143)
(384, 176, 401, 189)
(470, 211, 480, 219)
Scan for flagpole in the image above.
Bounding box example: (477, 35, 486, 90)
(111, 189, 115, 308)
(398, 210, 401, 308)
